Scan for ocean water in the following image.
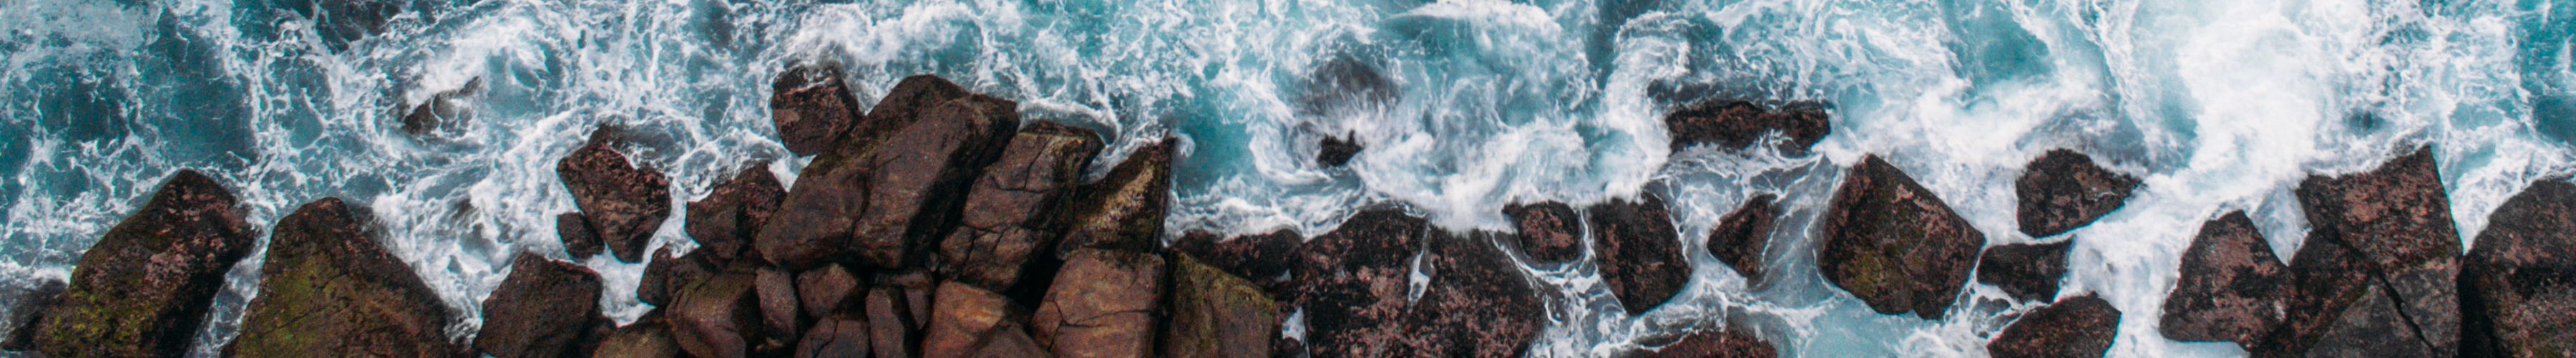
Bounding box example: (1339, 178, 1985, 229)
(0, 0, 2568, 356)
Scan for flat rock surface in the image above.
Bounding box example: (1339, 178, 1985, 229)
(474, 253, 605, 358)
(559, 126, 673, 263)
(1817, 155, 1987, 319)
(28, 170, 256, 357)
(2290, 145, 2462, 355)
(2158, 211, 2286, 346)
(1587, 192, 1690, 315)
(227, 198, 456, 357)
(941, 121, 1101, 289)
(1294, 209, 1430, 357)
(1503, 201, 1584, 265)
(1988, 294, 2121, 358)
(1031, 248, 1165, 357)
(1976, 240, 2072, 302)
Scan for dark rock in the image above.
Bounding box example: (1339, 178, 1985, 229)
(853, 74, 975, 153)
(1400, 233, 1545, 357)
(753, 266, 801, 350)
(770, 63, 864, 155)
(1587, 192, 1690, 315)
(1, 279, 64, 352)
(2303, 284, 2437, 357)
(1056, 140, 1176, 256)
(557, 213, 602, 258)
(1503, 201, 1583, 265)
(1031, 248, 1166, 357)
(1988, 294, 2122, 358)
(475, 253, 605, 358)
(26, 170, 255, 358)
(560, 126, 673, 263)
(941, 121, 1103, 289)
(864, 286, 921, 358)
(755, 76, 971, 268)
(2014, 149, 2140, 238)
(1817, 155, 1988, 319)
(226, 198, 456, 357)
(874, 271, 939, 325)
(923, 282, 1023, 358)
(1171, 230, 1304, 296)
(401, 77, 484, 138)
(638, 247, 716, 307)
(1663, 100, 1831, 154)
(1166, 253, 1282, 358)
(2158, 211, 2285, 346)
(593, 311, 683, 358)
(669, 269, 758, 358)
(795, 263, 862, 318)
(1294, 209, 1428, 357)
(686, 165, 783, 264)
(286, 0, 401, 52)
(972, 324, 1049, 357)
(1976, 241, 2072, 302)
(1640, 325, 1777, 358)
(2462, 180, 2576, 357)
(1317, 134, 1361, 168)
(2262, 237, 2377, 356)
(2290, 145, 2460, 355)
(759, 82, 1020, 270)
(794, 315, 869, 357)
(1708, 194, 1780, 283)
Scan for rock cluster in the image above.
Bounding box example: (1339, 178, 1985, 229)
(18, 170, 258, 357)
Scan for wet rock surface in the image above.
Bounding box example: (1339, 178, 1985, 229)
(1031, 248, 1166, 357)
(1640, 325, 1777, 358)
(560, 126, 674, 263)
(761, 84, 1020, 270)
(2286, 145, 2461, 356)
(2158, 211, 2285, 346)
(474, 253, 605, 358)
(1172, 230, 1304, 296)
(594, 311, 684, 358)
(2014, 149, 2139, 238)
(1289, 210, 1546, 357)
(669, 269, 760, 358)
(921, 282, 1023, 358)
(771, 63, 864, 155)
(1294, 209, 1430, 356)
(401, 77, 484, 139)
(1976, 240, 2072, 302)
(1400, 233, 1546, 357)
(1166, 253, 1282, 358)
(1588, 192, 1689, 315)
(557, 212, 602, 258)
(1317, 134, 1361, 168)
(794, 315, 869, 357)
(1708, 194, 1779, 283)
(1818, 155, 1986, 319)
(1987, 294, 2121, 358)
(1503, 200, 1584, 265)
(755, 74, 974, 269)
(288, 0, 402, 52)
(1663, 100, 1831, 154)
(2462, 180, 2576, 357)
(25, 170, 256, 358)
(686, 165, 784, 264)
(227, 198, 456, 357)
(941, 121, 1103, 289)
(1056, 140, 1176, 256)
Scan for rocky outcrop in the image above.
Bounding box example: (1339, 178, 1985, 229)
(685, 165, 783, 264)
(474, 253, 605, 358)
(2461, 180, 2576, 357)
(758, 77, 1020, 270)
(1294, 209, 1430, 356)
(2014, 149, 2139, 238)
(1987, 294, 2121, 358)
(794, 315, 869, 357)
(1031, 248, 1166, 357)
(1640, 325, 1777, 358)
(1588, 192, 1689, 315)
(2158, 211, 2285, 346)
(1708, 194, 1779, 283)
(1503, 201, 1584, 265)
(593, 311, 683, 358)
(770, 63, 864, 155)
(24, 170, 256, 357)
(2281, 145, 2460, 355)
(922, 282, 1028, 358)
(1663, 100, 1831, 154)
(940, 121, 1103, 289)
(1818, 155, 1987, 319)
(1055, 140, 1176, 256)
(668, 269, 761, 358)
(1165, 253, 1281, 358)
(1171, 230, 1303, 296)
(1318, 134, 1361, 168)
(2264, 236, 2383, 356)
(557, 213, 602, 258)
(1976, 241, 2071, 302)
(1292, 210, 1546, 357)
(795, 263, 861, 319)
(559, 126, 673, 263)
(401, 77, 484, 139)
(1400, 233, 1546, 357)
(226, 198, 457, 357)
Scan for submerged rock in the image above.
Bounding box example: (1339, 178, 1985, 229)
(1503, 200, 1584, 265)
(1817, 155, 1987, 319)
(1708, 194, 1780, 283)
(1639, 325, 1777, 358)
(1165, 253, 1282, 358)
(1056, 140, 1176, 256)
(759, 77, 1020, 270)
(941, 121, 1103, 289)
(770, 63, 864, 155)
(2462, 180, 2576, 357)
(401, 77, 484, 139)
(1171, 230, 1304, 296)
(1588, 192, 1690, 315)
(227, 198, 456, 357)
(474, 253, 605, 358)
(1976, 241, 2072, 302)
(685, 164, 784, 264)
(1294, 209, 1430, 356)
(2158, 211, 2286, 346)
(1317, 133, 1361, 168)
(557, 213, 602, 258)
(1987, 294, 2122, 358)
(2288, 145, 2461, 355)
(559, 126, 673, 263)
(1031, 248, 1166, 357)
(1663, 100, 1831, 155)
(26, 170, 256, 358)
(2014, 149, 2138, 238)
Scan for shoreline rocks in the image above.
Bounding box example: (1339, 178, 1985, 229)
(771, 63, 864, 156)
(1976, 240, 2072, 302)
(26, 170, 257, 357)
(1587, 192, 1689, 316)
(1987, 294, 2121, 358)
(2158, 211, 2285, 346)
(1640, 325, 1777, 358)
(2282, 145, 2461, 356)
(940, 121, 1103, 289)
(474, 253, 606, 358)
(2014, 149, 2139, 238)
(2461, 180, 2576, 356)
(1817, 155, 1987, 319)
(1708, 194, 1780, 284)
(1663, 100, 1831, 154)
(1503, 201, 1584, 266)
(559, 126, 674, 263)
(226, 198, 457, 357)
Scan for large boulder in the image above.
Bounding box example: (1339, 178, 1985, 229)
(921, 282, 1025, 358)
(795, 263, 862, 318)
(794, 315, 869, 357)
(1708, 194, 1780, 284)
(1503, 201, 1584, 265)
(26, 170, 256, 357)
(941, 121, 1104, 289)
(1986, 294, 2122, 358)
(1164, 253, 1282, 358)
(2262, 237, 2382, 356)
(474, 253, 605, 358)
(592, 311, 683, 358)
(1587, 192, 1690, 315)
(1662, 100, 1831, 155)
(752, 267, 800, 352)
(2461, 180, 2576, 357)
(559, 126, 673, 263)
(758, 77, 1020, 270)
(2014, 149, 2140, 238)
(2288, 145, 2460, 355)
(668, 269, 760, 358)
(1975, 241, 2072, 302)
(1294, 209, 1429, 357)
(1055, 140, 1176, 256)
(1293, 211, 1546, 357)
(1639, 325, 1777, 358)
(770, 63, 864, 155)
(638, 247, 717, 307)
(226, 198, 457, 357)
(1031, 248, 1166, 357)
(1171, 230, 1304, 296)
(685, 165, 784, 264)
(1398, 233, 1546, 356)
(2302, 285, 2436, 357)
(1817, 155, 1987, 319)
(2158, 211, 2286, 346)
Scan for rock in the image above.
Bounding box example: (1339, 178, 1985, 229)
(593, 311, 684, 358)
(1294, 209, 1428, 357)
(1317, 134, 1361, 168)
(1987, 294, 2122, 358)
(1056, 140, 1176, 256)
(1708, 194, 1780, 283)
(794, 315, 869, 357)
(638, 247, 716, 307)
(923, 282, 1024, 358)
(26, 170, 256, 358)
(753, 266, 801, 349)
(853, 74, 975, 153)
(2290, 145, 2460, 355)
(559, 126, 673, 263)
(558, 213, 603, 258)
(475, 253, 605, 358)
(226, 198, 456, 357)
(1, 279, 64, 352)
(1400, 233, 1545, 357)
(770, 63, 864, 155)
(686, 165, 784, 264)
(796, 263, 862, 318)
(2462, 180, 2576, 357)
(2158, 211, 2285, 346)
(942, 121, 1104, 289)
(1816, 155, 1987, 319)
(760, 84, 1020, 269)
(972, 324, 1049, 357)
(1165, 253, 1282, 358)
(2301, 285, 2436, 357)
(669, 269, 758, 358)
(1976, 241, 2072, 302)
(1663, 100, 1831, 154)
(1031, 248, 1166, 357)
(2262, 236, 2377, 356)
(1640, 326, 1777, 358)
(1171, 230, 1304, 296)
(2014, 149, 2140, 238)
(1587, 192, 1690, 315)
(286, 0, 401, 52)
(401, 77, 484, 138)
(864, 287, 921, 358)
(755, 76, 972, 268)
(1503, 201, 1583, 265)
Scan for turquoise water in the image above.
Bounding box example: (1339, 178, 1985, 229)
(2, 0, 2571, 356)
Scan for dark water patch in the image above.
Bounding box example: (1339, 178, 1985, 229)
(27, 66, 135, 144)
(140, 12, 260, 169)
(1940, 0, 2049, 87)
(2517, 0, 2576, 144)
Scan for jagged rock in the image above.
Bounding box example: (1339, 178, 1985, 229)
(1056, 140, 1176, 256)
(2290, 145, 2460, 355)
(560, 126, 673, 263)
(1817, 155, 1987, 319)
(771, 63, 864, 155)
(941, 121, 1103, 289)
(1317, 134, 1361, 168)
(759, 77, 1020, 269)
(1400, 234, 1545, 356)
(1031, 249, 1166, 357)
(1, 279, 64, 352)
(1588, 192, 1689, 315)
(2305, 284, 2438, 357)
(922, 282, 1024, 358)
(1503, 201, 1583, 265)
(594, 311, 683, 358)
(557, 213, 602, 258)
(1171, 230, 1304, 296)
(1988, 294, 2121, 358)
(794, 315, 869, 357)
(1165, 253, 1282, 358)
(864, 286, 922, 358)
(1709, 194, 1780, 283)
(753, 266, 801, 351)
(1976, 241, 2072, 302)
(1294, 209, 1428, 357)
(852, 74, 975, 153)
(1640, 325, 1777, 358)
(226, 198, 456, 357)
(286, 0, 401, 52)
(402, 77, 484, 138)
(475, 253, 605, 358)
(2158, 211, 2285, 346)
(1663, 100, 1831, 154)
(639, 247, 717, 307)
(2263, 237, 2377, 356)
(25, 170, 255, 357)
(669, 269, 759, 358)
(796, 263, 861, 318)
(2014, 149, 2139, 238)
(686, 165, 783, 264)
(2462, 180, 2576, 357)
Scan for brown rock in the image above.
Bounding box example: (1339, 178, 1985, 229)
(759, 82, 1020, 269)
(1056, 140, 1176, 256)
(27, 170, 256, 357)
(1294, 209, 1428, 357)
(1708, 194, 1780, 283)
(753, 266, 801, 348)
(2462, 180, 2576, 357)
(794, 315, 870, 357)
(796, 263, 862, 317)
(476, 253, 605, 358)
(593, 311, 683, 358)
(1503, 201, 1583, 265)
(865, 287, 921, 358)
(638, 247, 716, 307)
(1031, 248, 1166, 357)
(1171, 230, 1304, 296)
(1587, 191, 1689, 315)
(854, 74, 975, 152)
(2014, 149, 2140, 238)
(1663, 100, 1831, 154)
(1988, 294, 2122, 358)
(2302, 285, 2437, 357)
(942, 121, 1104, 289)
(559, 126, 673, 263)
(1976, 241, 2072, 302)
(924, 282, 1023, 358)
(2261, 237, 2377, 356)
(1400, 233, 1545, 356)
(770, 63, 863, 155)
(2158, 211, 2285, 346)
(669, 270, 758, 358)
(1164, 253, 1282, 358)
(1641, 325, 1777, 358)
(558, 213, 603, 258)
(1817, 155, 1987, 319)
(972, 324, 1049, 357)
(2290, 145, 2460, 355)
(686, 165, 783, 263)
(225, 198, 457, 357)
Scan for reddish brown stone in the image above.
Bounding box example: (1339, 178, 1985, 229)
(1641, 325, 1777, 358)
(1663, 100, 1831, 154)
(1976, 241, 2072, 302)
(1056, 140, 1175, 256)
(2014, 149, 2140, 238)
(923, 282, 1024, 358)
(1503, 201, 1584, 265)
(26, 170, 256, 357)
(639, 247, 717, 307)
(2462, 180, 2576, 357)
(942, 121, 1103, 289)
(686, 164, 783, 263)
(558, 212, 602, 258)
(2159, 211, 2285, 346)
(794, 315, 869, 357)
(1588, 192, 1689, 315)
(2290, 145, 2460, 355)
(1708, 194, 1780, 283)
(1031, 249, 1166, 357)
(865, 287, 921, 358)
(225, 198, 456, 357)
(1294, 209, 1427, 357)
(475, 253, 605, 358)
(771, 63, 863, 155)
(796, 263, 862, 317)
(753, 266, 801, 349)
(1399, 234, 1545, 357)
(759, 84, 1020, 270)
(1988, 294, 2121, 358)
(1165, 253, 1282, 358)
(559, 126, 673, 263)
(593, 311, 683, 358)
(1171, 230, 1304, 296)
(1817, 155, 1987, 319)
(973, 324, 1049, 357)
(669, 270, 758, 358)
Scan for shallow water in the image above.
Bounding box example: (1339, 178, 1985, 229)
(1, 0, 2570, 356)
